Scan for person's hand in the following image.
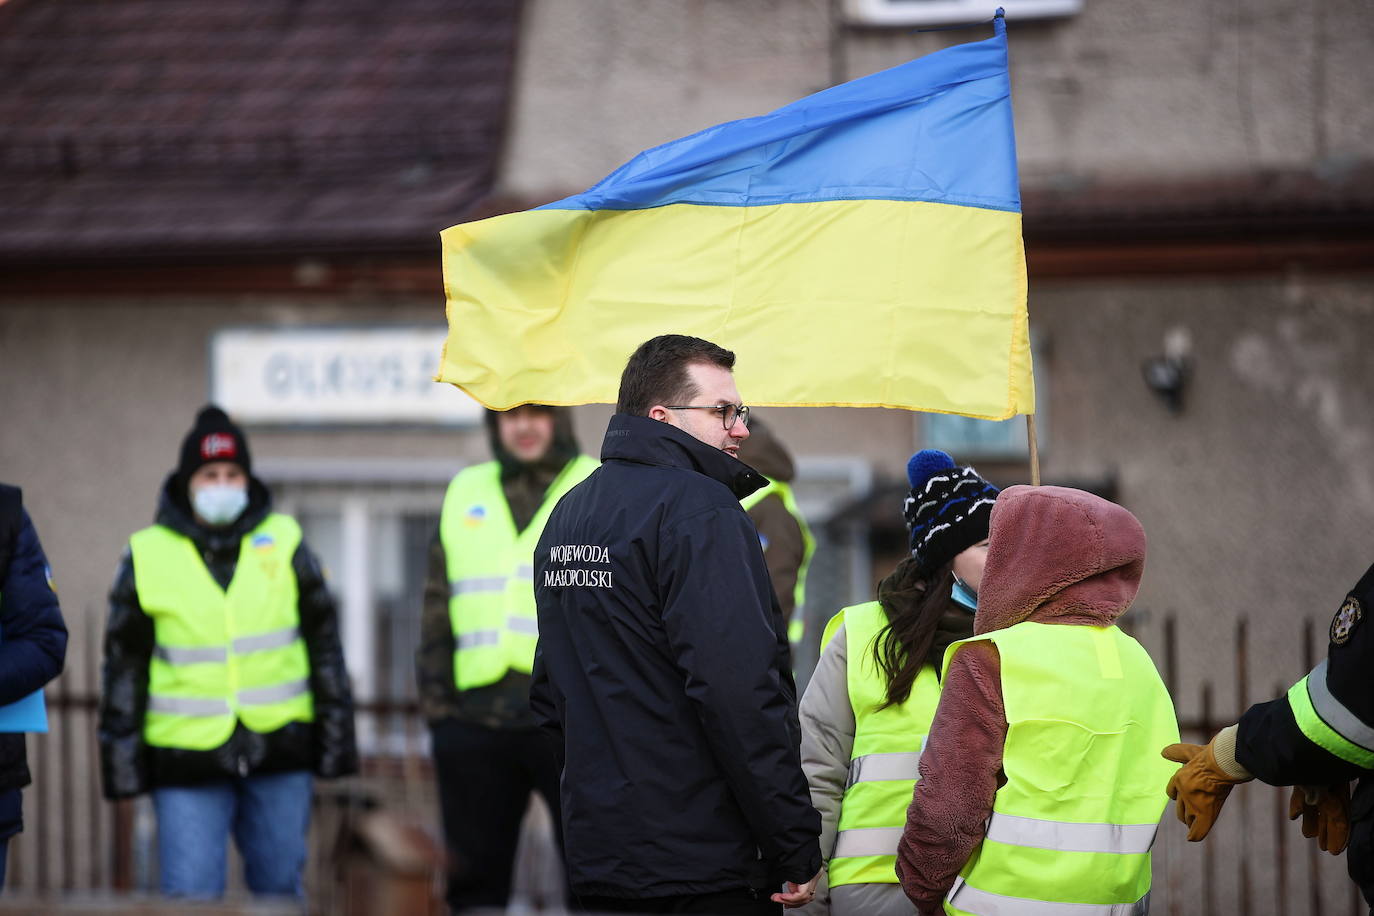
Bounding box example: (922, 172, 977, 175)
(771, 868, 822, 908)
(1162, 739, 1251, 841)
(1289, 783, 1351, 854)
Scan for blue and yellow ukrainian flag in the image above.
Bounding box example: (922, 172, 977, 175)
(439, 13, 1032, 420)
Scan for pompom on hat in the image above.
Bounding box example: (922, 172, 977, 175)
(903, 449, 1000, 575)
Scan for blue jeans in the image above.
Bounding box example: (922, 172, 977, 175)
(153, 770, 313, 899)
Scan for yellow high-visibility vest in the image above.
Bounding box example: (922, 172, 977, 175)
(822, 601, 941, 888)
(440, 456, 598, 690)
(130, 514, 313, 751)
(741, 478, 814, 647)
(942, 621, 1179, 916)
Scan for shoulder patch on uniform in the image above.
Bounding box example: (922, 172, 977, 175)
(465, 505, 487, 528)
(1331, 596, 1363, 646)
(251, 534, 275, 550)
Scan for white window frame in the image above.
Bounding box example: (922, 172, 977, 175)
(263, 458, 460, 739)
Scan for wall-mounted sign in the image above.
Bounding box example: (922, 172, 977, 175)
(844, 0, 1082, 27)
(210, 326, 482, 425)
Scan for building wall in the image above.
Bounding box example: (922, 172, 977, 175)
(1029, 272, 1374, 716)
(0, 297, 466, 692)
(502, 0, 1373, 199)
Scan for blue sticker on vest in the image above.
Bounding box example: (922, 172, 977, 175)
(251, 534, 275, 550)
(465, 505, 487, 528)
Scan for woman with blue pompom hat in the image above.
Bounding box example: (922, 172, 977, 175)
(797, 450, 999, 915)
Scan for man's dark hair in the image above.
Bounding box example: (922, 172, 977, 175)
(616, 335, 736, 417)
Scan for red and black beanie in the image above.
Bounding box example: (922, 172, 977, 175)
(177, 405, 251, 483)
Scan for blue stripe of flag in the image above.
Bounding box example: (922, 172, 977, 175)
(538, 16, 1018, 214)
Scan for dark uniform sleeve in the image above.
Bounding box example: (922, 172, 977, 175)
(659, 505, 822, 886)
(1234, 561, 1374, 787)
(0, 509, 68, 706)
(416, 530, 461, 723)
(98, 549, 154, 800)
(293, 541, 358, 779)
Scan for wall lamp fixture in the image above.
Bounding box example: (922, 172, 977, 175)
(1140, 327, 1192, 414)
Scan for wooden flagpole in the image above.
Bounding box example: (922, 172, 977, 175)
(1026, 414, 1041, 486)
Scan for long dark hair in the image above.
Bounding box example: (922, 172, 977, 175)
(871, 556, 958, 709)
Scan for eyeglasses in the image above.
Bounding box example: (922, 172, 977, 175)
(664, 403, 751, 430)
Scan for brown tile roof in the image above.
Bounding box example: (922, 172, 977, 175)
(0, 0, 520, 262)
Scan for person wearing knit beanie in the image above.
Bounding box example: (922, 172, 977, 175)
(176, 405, 252, 486)
(797, 449, 999, 916)
(903, 449, 1000, 579)
(98, 403, 357, 900)
(174, 406, 254, 529)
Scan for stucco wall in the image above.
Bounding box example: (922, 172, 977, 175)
(0, 298, 470, 690)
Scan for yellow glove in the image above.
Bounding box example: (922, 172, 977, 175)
(1289, 783, 1351, 855)
(1162, 738, 1252, 841)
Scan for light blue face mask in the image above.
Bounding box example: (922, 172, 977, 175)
(192, 484, 248, 526)
(951, 577, 978, 611)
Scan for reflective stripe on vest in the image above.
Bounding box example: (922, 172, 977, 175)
(1287, 659, 1374, 768)
(441, 456, 598, 691)
(455, 616, 543, 650)
(984, 813, 1157, 855)
(847, 746, 925, 788)
(942, 623, 1178, 916)
(154, 645, 228, 665)
(832, 826, 903, 858)
(130, 514, 313, 751)
(149, 677, 310, 714)
(829, 601, 941, 888)
(740, 478, 814, 648)
(947, 877, 1150, 916)
(148, 695, 231, 717)
(451, 576, 509, 596)
(154, 625, 300, 665)
(238, 678, 309, 706)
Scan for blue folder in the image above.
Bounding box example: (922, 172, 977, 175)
(0, 619, 50, 732)
(0, 689, 47, 733)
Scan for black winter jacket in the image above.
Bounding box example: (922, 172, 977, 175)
(0, 485, 68, 793)
(98, 474, 357, 799)
(530, 414, 822, 898)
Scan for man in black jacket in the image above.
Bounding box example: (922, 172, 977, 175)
(99, 406, 356, 899)
(531, 335, 822, 914)
(0, 484, 67, 890)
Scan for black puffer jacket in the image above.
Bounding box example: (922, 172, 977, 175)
(98, 474, 357, 799)
(530, 414, 822, 898)
(0, 485, 68, 793)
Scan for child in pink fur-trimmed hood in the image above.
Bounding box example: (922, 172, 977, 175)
(895, 485, 1180, 915)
